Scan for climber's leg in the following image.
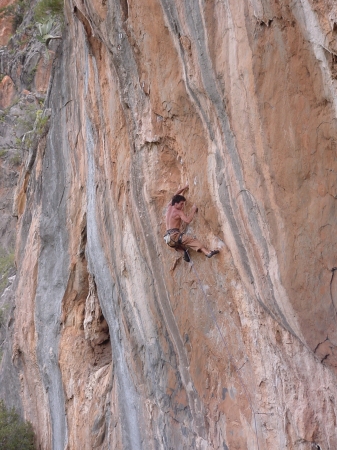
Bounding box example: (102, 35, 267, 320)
(181, 234, 219, 258)
(205, 249, 220, 258)
(167, 232, 218, 260)
(180, 234, 203, 252)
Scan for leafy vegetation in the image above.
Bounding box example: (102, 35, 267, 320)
(16, 109, 50, 151)
(0, 401, 35, 449)
(34, 0, 63, 22)
(0, 249, 15, 292)
(35, 110, 49, 135)
(10, 153, 21, 166)
(26, 65, 38, 90)
(0, 304, 9, 327)
(36, 19, 53, 43)
(36, 18, 62, 50)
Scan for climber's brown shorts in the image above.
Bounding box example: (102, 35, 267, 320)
(169, 231, 202, 252)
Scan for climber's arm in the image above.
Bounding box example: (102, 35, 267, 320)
(177, 205, 198, 224)
(167, 184, 189, 207)
(174, 184, 189, 196)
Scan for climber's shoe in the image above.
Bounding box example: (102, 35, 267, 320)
(206, 250, 219, 258)
(183, 250, 191, 262)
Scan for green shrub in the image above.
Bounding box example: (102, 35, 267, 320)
(10, 153, 21, 166)
(0, 250, 14, 275)
(0, 149, 7, 158)
(0, 249, 15, 292)
(26, 65, 38, 89)
(35, 111, 49, 135)
(0, 401, 35, 449)
(0, 304, 9, 328)
(34, 0, 63, 22)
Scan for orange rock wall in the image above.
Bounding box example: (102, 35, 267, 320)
(0, 0, 14, 46)
(9, 0, 337, 449)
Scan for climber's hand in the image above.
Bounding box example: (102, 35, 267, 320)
(175, 184, 189, 196)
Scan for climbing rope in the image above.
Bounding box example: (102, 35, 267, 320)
(189, 260, 261, 450)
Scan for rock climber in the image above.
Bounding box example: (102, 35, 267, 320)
(164, 184, 219, 262)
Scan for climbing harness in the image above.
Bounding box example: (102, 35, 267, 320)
(189, 260, 261, 450)
(164, 229, 184, 247)
(164, 229, 190, 261)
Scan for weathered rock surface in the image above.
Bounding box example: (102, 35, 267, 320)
(2, 0, 337, 449)
(0, 0, 15, 46)
(0, 0, 56, 422)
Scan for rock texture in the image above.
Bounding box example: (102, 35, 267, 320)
(0, 0, 15, 46)
(0, 0, 56, 422)
(2, 0, 337, 449)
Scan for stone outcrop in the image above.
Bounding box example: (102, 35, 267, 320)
(0, 0, 15, 46)
(0, 0, 56, 422)
(1, 0, 337, 449)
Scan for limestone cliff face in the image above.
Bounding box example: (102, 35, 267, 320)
(2, 0, 337, 448)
